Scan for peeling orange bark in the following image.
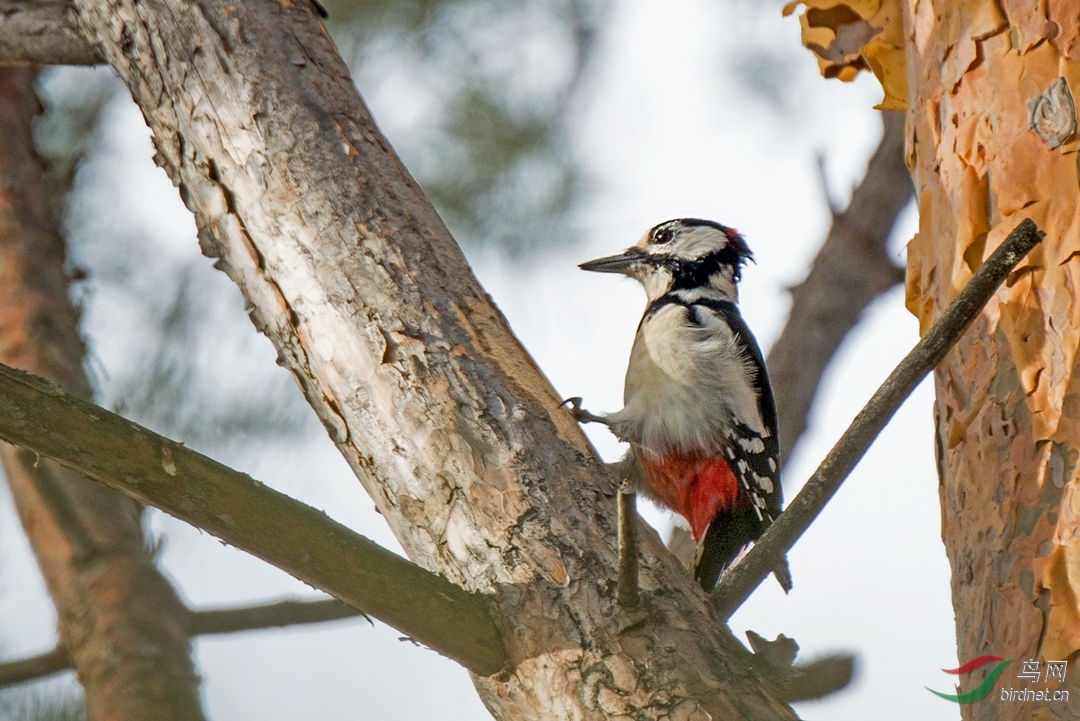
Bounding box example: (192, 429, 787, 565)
(790, 1, 1080, 717)
(784, 0, 907, 109)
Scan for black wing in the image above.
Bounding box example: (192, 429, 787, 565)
(690, 299, 791, 592)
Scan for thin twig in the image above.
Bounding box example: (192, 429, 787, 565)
(189, 598, 366, 635)
(0, 598, 368, 688)
(712, 218, 1044, 618)
(617, 484, 640, 608)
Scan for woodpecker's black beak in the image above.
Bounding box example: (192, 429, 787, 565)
(579, 248, 643, 275)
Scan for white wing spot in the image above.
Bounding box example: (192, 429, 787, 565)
(737, 436, 766, 454)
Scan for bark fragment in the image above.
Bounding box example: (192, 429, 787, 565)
(784, 0, 907, 109)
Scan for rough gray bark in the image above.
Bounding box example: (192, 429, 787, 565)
(60, 0, 796, 717)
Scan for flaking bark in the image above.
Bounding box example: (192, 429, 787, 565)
(0, 0, 100, 66)
(903, 2, 1080, 717)
(788, 3, 1080, 715)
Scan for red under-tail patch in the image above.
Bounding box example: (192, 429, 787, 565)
(636, 448, 741, 541)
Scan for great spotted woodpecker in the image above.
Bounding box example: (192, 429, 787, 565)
(569, 218, 791, 592)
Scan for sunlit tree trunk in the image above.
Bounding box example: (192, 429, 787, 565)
(902, 2, 1080, 717)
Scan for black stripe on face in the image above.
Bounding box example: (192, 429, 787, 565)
(650, 246, 749, 291)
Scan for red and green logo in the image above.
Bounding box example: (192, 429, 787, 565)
(926, 655, 1013, 703)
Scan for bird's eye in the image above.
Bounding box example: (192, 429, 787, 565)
(652, 227, 673, 244)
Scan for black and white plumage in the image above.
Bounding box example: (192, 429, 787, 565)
(574, 218, 791, 592)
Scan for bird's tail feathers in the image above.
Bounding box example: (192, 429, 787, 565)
(691, 508, 793, 593)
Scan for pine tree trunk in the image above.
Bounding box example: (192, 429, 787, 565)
(904, 2, 1080, 717)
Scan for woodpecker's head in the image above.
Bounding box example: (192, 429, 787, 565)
(580, 218, 753, 302)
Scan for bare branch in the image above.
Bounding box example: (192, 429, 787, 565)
(0, 1, 101, 65)
(0, 363, 508, 675)
(0, 598, 367, 688)
(189, 597, 365, 635)
(712, 218, 1045, 618)
(768, 110, 911, 463)
(0, 647, 69, 688)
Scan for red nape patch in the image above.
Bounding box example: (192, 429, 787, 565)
(636, 448, 740, 541)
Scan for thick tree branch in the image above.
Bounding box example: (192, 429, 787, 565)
(0, 598, 366, 688)
(0, 363, 508, 676)
(767, 110, 911, 463)
(0, 1, 101, 65)
(712, 219, 1044, 618)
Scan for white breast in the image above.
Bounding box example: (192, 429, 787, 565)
(605, 303, 764, 457)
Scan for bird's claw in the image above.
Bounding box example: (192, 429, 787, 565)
(560, 396, 606, 425)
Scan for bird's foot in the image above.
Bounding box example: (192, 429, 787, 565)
(560, 396, 608, 425)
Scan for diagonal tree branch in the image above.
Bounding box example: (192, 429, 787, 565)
(712, 218, 1044, 618)
(0, 598, 367, 688)
(0, 0, 101, 65)
(0, 361, 508, 675)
